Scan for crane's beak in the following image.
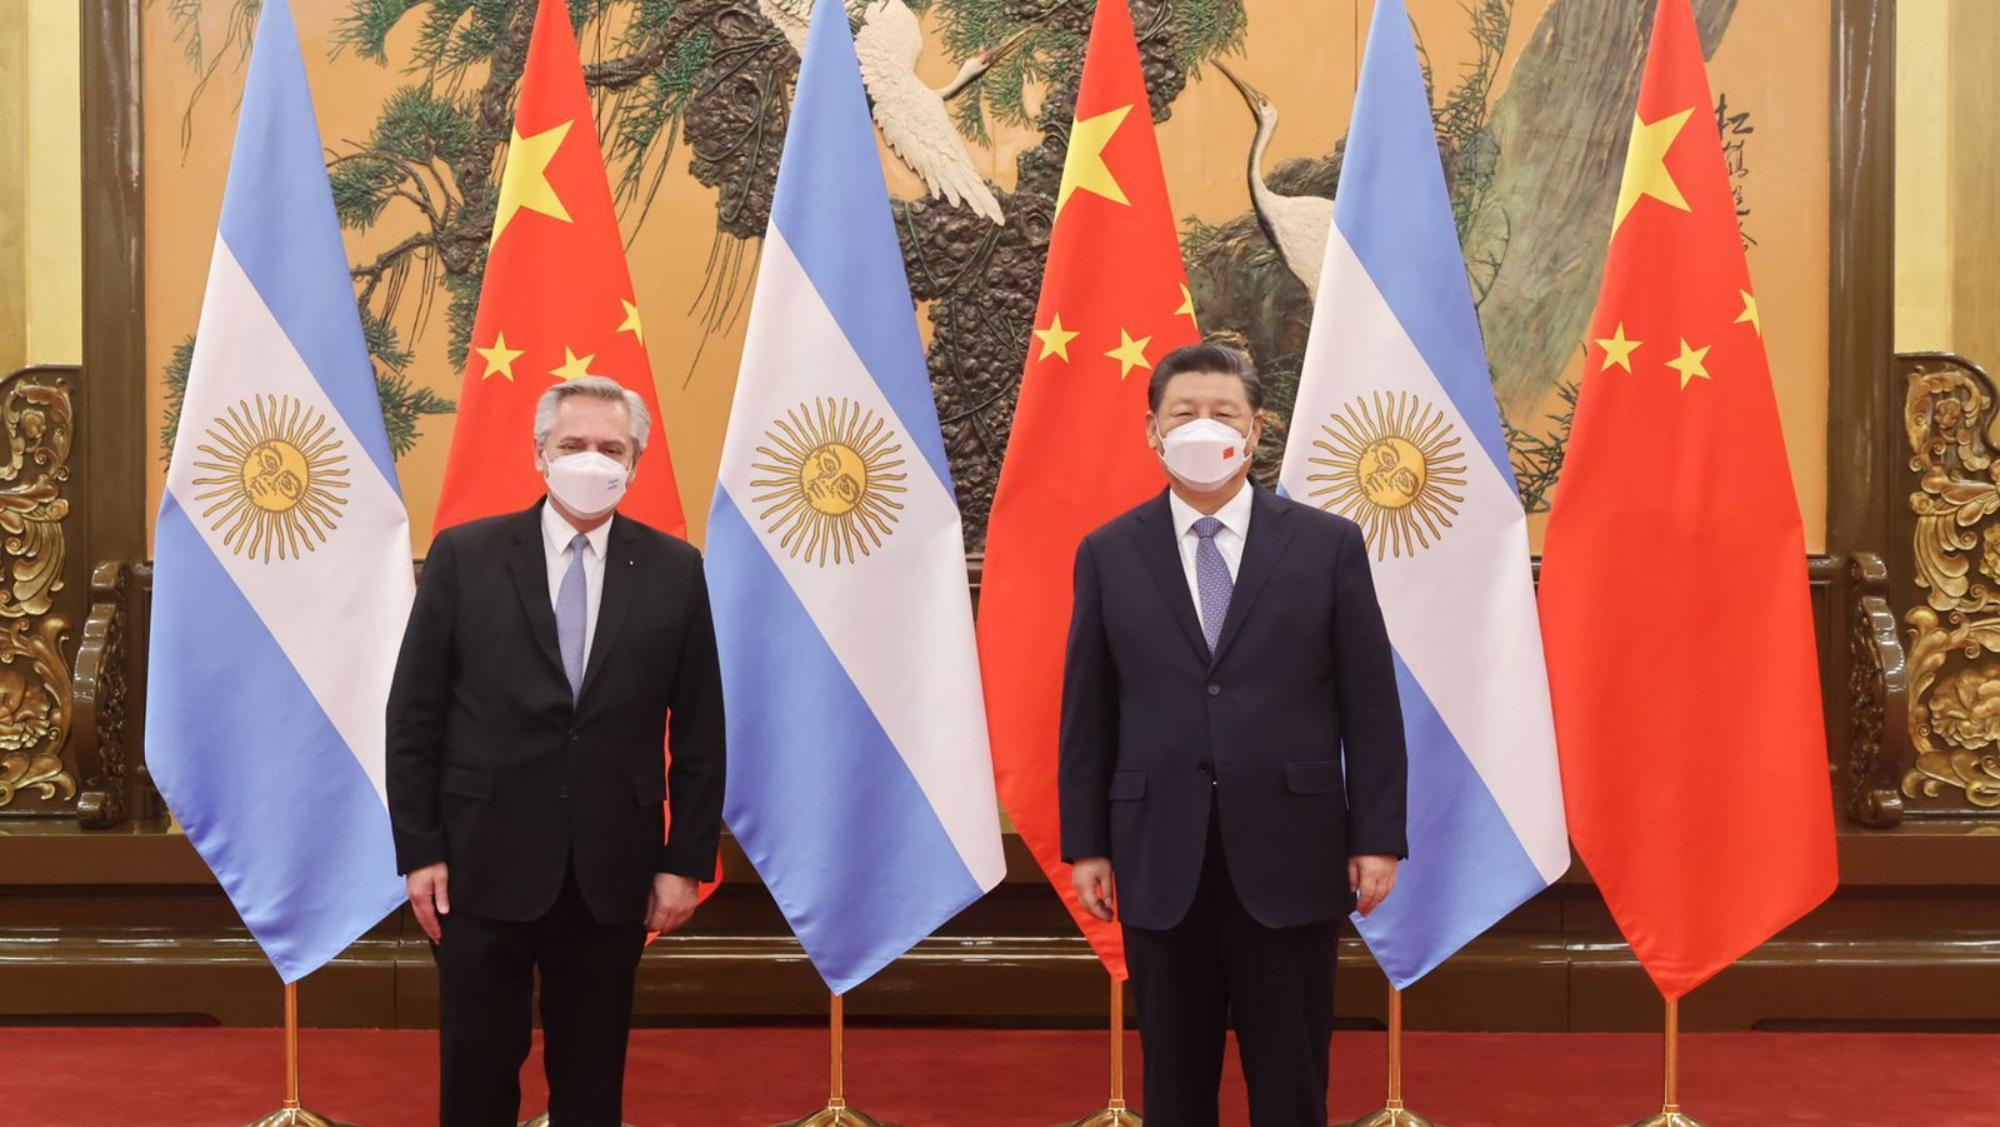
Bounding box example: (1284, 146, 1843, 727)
(986, 26, 1033, 68)
(1212, 60, 1262, 114)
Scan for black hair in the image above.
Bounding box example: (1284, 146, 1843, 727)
(1146, 342, 1265, 414)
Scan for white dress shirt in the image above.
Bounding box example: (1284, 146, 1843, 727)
(542, 502, 611, 662)
(1167, 482, 1253, 639)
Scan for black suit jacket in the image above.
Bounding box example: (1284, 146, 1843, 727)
(1058, 485, 1408, 932)
(386, 501, 726, 925)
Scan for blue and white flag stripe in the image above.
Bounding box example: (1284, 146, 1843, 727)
(710, 0, 1005, 995)
(147, 0, 409, 984)
(1280, 0, 1568, 988)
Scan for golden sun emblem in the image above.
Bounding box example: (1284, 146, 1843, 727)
(751, 398, 908, 566)
(191, 395, 351, 563)
(1306, 391, 1468, 559)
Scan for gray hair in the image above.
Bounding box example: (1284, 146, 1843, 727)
(534, 376, 651, 455)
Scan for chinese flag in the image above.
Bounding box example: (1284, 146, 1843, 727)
(977, 0, 1201, 979)
(1538, 0, 1836, 1000)
(435, 0, 709, 895)
(434, 0, 685, 538)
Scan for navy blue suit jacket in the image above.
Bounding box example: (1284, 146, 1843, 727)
(1058, 484, 1408, 931)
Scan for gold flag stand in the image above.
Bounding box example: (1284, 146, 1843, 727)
(1619, 996, 1707, 1127)
(774, 992, 900, 1127)
(244, 982, 355, 1127)
(1062, 974, 1140, 1127)
(1341, 985, 1439, 1127)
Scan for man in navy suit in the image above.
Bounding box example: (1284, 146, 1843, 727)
(1060, 342, 1408, 1127)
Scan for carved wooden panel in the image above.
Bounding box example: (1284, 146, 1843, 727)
(1898, 352, 2000, 816)
(0, 365, 130, 825)
(1847, 553, 1908, 826)
(0, 367, 82, 817)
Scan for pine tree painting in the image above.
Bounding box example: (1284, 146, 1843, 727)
(156, 0, 1746, 531)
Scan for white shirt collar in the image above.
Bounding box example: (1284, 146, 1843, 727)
(1168, 480, 1254, 541)
(542, 500, 613, 560)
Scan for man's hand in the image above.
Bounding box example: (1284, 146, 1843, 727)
(646, 873, 701, 934)
(1071, 857, 1117, 922)
(1349, 855, 1399, 917)
(407, 862, 450, 943)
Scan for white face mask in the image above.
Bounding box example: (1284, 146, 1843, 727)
(543, 451, 630, 518)
(1156, 417, 1252, 490)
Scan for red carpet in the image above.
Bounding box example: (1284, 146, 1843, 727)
(4, 1027, 1993, 1126)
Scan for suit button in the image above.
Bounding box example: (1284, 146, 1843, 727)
(1197, 762, 1214, 775)
(558, 785, 569, 799)
(1206, 682, 1222, 697)
(568, 732, 580, 743)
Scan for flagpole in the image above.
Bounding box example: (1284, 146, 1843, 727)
(246, 980, 351, 1127)
(1341, 985, 1439, 1127)
(1109, 976, 1129, 1118)
(830, 991, 849, 1117)
(1065, 970, 1140, 1127)
(1617, 994, 1706, 1127)
(774, 992, 896, 1127)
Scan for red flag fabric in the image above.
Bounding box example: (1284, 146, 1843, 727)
(434, 0, 685, 538)
(433, 0, 710, 897)
(1537, 0, 1836, 1000)
(976, 0, 1202, 980)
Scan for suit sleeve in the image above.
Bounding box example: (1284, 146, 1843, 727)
(660, 554, 727, 879)
(1333, 523, 1409, 859)
(385, 529, 458, 874)
(1059, 536, 1118, 862)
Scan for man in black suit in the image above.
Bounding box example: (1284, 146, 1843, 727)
(387, 376, 725, 1127)
(1060, 343, 1408, 1127)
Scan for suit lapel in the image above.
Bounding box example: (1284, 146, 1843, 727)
(1132, 490, 1212, 664)
(1210, 486, 1296, 667)
(506, 502, 567, 683)
(577, 514, 641, 704)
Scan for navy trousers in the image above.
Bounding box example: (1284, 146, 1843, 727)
(1123, 809, 1339, 1127)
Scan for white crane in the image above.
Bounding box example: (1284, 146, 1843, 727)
(1214, 62, 1331, 299)
(758, 0, 1018, 225)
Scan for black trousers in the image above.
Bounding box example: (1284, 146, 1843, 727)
(1123, 809, 1339, 1127)
(433, 865, 648, 1127)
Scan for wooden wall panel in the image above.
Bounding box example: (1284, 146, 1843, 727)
(6, 818, 1998, 1032)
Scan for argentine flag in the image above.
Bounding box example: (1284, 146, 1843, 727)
(707, 0, 1006, 993)
(147, 0, 410, 984)
(1278, 0, 1569, 988)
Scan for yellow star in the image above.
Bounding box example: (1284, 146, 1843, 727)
(1612, 107, 1693, 233)
(551, 346, 596, 382)
(1175, 283, 1199, 328)
(1665, 338, 1711, 389)
(1105, 328, 1154, 380)
(1594, 323, 1642, 373)
(618, 299, 645, 346)
(1735, 289, 1762, 337)
(1034, 313, 1080, 362)
(1056, 104, 1133, 218)
(491, 120, 574, 248)
(474, 331, 526, 381)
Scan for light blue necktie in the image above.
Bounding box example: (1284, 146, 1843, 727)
(556, 532, 589, 698)
(1193, 516, 1233, 655)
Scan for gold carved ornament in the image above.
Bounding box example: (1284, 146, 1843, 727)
(0, 373, 75, 811)
(1901, 359, 2000, 810)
